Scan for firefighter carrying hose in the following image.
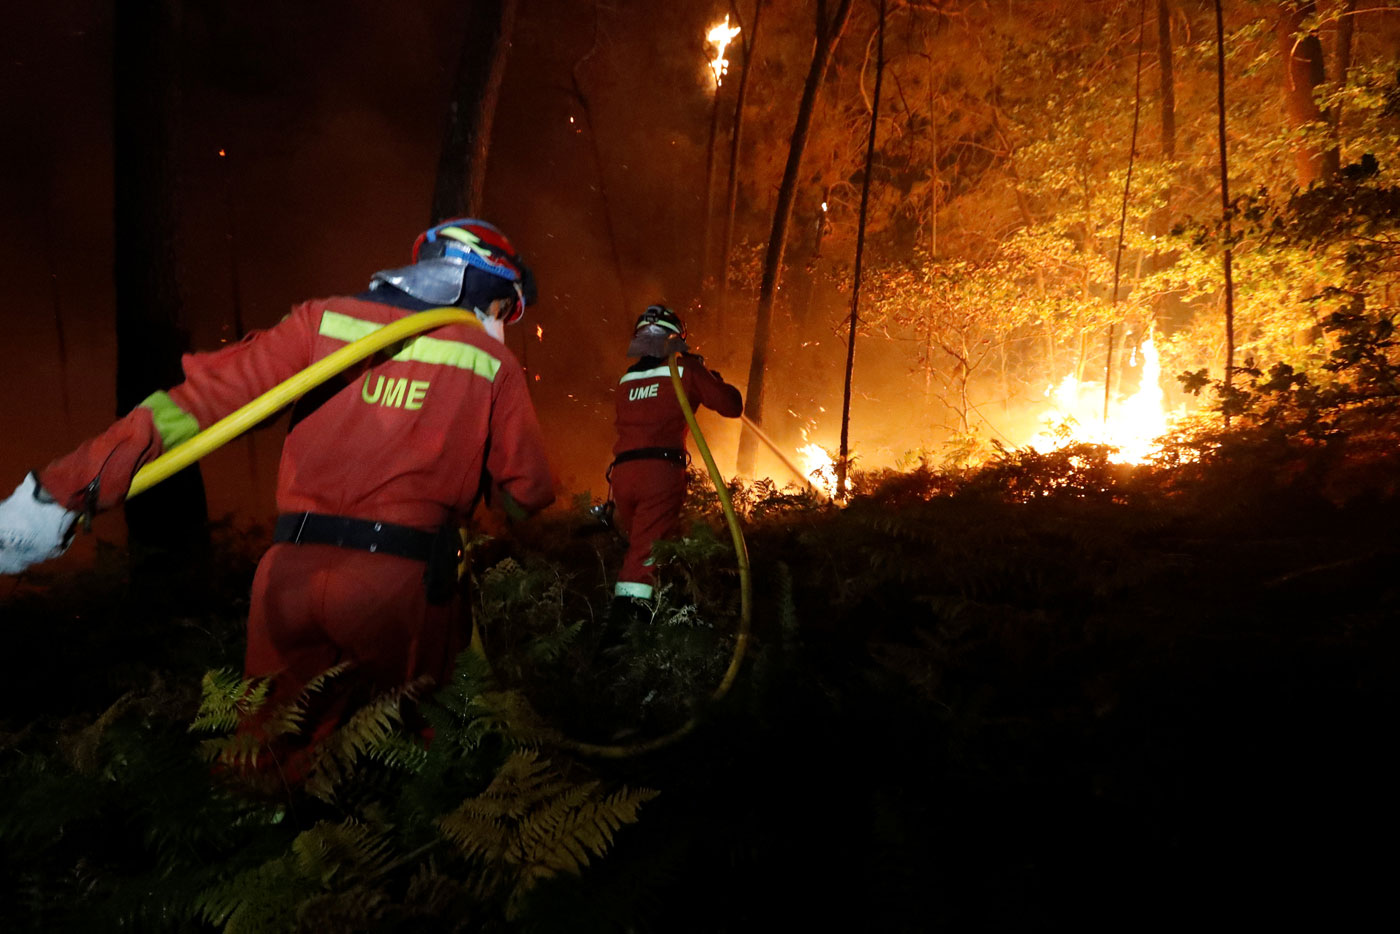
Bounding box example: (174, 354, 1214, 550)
(602, 304, 742, 640)
(0, 218, 556, 754)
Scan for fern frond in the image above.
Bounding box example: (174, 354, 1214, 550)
(301, 676, 432, 802)
(191, 668, 271, 734)
(196, 854, 315, 934)
(292, 818, 395, 884)
(437, 750, 658, 916)
(261, 662, 353, 741)
(197, 731, 265, 769)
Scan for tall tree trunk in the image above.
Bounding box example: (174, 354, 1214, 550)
(431, 0, 520, 221)
(571, 7, 631, 317)
(114, 0, 210, 570)
(1324, 0, 1357, 175)
(719, 0, 764, 335)
(1153, 0, 1180, 325)
(1156, 0, 1176, 227)
(837, 0, 885, 497)
(737, 0, 855, 476)
(1213, 0, 1237, 423)
(1276, 0, 1329, 186)
(1105, 0, 1148, 423)
(700, 82, 723, 302)
(1158, 0, 1176, 166)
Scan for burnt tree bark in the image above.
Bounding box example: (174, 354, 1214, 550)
(113, 0, 209, 566)
(1276, 0, 1329, 186)
(431, 0, 520, 221)
(737, 0, 855, 476)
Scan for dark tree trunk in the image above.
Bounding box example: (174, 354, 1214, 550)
(737, 0, 855, 476)
(571, 6, 630, 317)
(837, 0, 885, 498)
(1153, 0, 1182, 324)
(113, 0, 209, 566)
(431, 0, 520, 221)
(1158, 0, 1176, 166)
(1104, 0, 1148, 423)
(1276, 0, 1329, 186)
(718, 0, 764, 338)
(1213, 0, 1237, 422)
(1324, 0, 1356, 176)
(700, 88, 721, 302)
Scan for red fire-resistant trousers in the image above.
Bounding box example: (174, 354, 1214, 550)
(245, 543, 465, 754)
(611, 459, 688, 599)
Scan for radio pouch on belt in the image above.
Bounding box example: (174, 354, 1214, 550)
(424, 525, 464, 606)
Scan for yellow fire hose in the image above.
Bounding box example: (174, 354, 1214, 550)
(127, 308, 483, 499)
(123, 312, 754, 759)
(559, 351, 752, 758)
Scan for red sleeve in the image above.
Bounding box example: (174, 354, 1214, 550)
(38, 408, 163, 513)
(681, 354, 743, 418)
(485, 360, 556, 516)
(37, 304, 319, 514)
(164, 303, 319, 430)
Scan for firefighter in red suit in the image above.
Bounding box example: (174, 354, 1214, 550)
(608, 305, 742, 615)
(0, 218, 555, 742)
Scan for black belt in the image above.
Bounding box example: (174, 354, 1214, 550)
(274, 512, 437, 562)
(610, 446, 689, 468)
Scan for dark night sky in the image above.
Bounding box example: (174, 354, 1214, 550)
(1, 0, 759, 548)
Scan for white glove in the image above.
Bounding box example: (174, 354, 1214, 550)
(0, 473, 80, 575)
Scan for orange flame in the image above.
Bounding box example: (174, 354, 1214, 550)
(797, 431, 850, 497)
(535, 324, 544, 341)
(706, 16, 741, 87)
(1027, 331, 1181, 463)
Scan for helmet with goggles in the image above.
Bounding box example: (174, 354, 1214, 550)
(627, 303, 689, 357)
(371, 218, 536, 323)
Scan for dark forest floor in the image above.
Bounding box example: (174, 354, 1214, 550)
(1, 449, 1396, 931)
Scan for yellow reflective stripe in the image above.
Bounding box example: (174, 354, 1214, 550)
(319, 310, 500, 382)
(393, 333, 500, 380)
(614, 581, 654, 599)
(139, 391, 200, 450)
(319, 310, 382, 342)
(619, 365, 683, 384)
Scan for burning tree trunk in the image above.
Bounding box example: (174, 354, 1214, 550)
(113, 0, 210, 567)
(719, 0, 764, 333)
(1213, 0, 1237, 422)
(701, 15, 742, 306)
(837, 0, 886, 497)
(1276, 0, 1330, 187)
(737, 0, 855, 476)
(431, 0, 520, 220)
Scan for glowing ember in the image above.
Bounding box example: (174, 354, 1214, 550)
(706, 16, 741, 87)
(1027, 331, 1180, 463)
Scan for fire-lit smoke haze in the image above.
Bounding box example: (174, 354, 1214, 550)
(4, 0, 1400, 537)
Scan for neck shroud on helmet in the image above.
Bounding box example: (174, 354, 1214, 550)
(628, 303, 689, 357)
(370, 218, 536, 322)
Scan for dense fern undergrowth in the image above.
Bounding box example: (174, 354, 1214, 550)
(2, 405, 1398, 930)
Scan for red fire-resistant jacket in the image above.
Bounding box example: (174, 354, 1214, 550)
(612, 353, 743, 456)
(40, 296, 556, 528)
